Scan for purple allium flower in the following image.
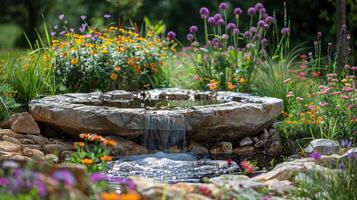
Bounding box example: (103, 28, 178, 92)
(212, 38, 220, 45)
(228, 45, 234, 51)
(186, 33, 194, 41)
(255, 2, 264, 11)
(208, 17, 215, 25)
(247, 7, 257, 16)
(263, 23, 270, 30)
(90, 173, 108, 182)
(253, 34, 261, 41)
(167, 31, 176, 39)
(58, 14, 64, 20)
(325, 146, 334, 154)
(200, 7, 210, 19)
(219, 2, 228, 10)
(59, 31, 66, 35)
(50, 31, 56, 36)
(265, 16, 274, 25)
(227, 23, 236, 31)
(310, 151, 321, 160)
(250, 26, 257, 33)
(222, 34, 229, 40)
(0, 178, 8, 186)
(338, 162, 346, 170)
(347, 152, 357, 160)
(52, 170, 76, 186)
(218, 19, 225, 26)
(243, 31, 252, 38)
(281, 27, 290, 35)
(234, 8, 242, 16)
(104, 14, 111, 18)
(232, 28, 240, 35)
(261, 38, 268, 46)
(317, 32, 322, 39)
(257, 20, 266, 28)
(341, 139, 352, 148)
(80, 15, 87, 20)
(189, 25, 198, 33)
(191, 41, 200, 47)
(214, 13, 223, 22)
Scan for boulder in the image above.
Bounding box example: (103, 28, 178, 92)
(239, 137, 253, 147)
(186, 141, 209, 154)
(106, 136, 148, 156)
(209, 142, 232, 154)
(44, 144, 71, 154)
(0, 141, 21, 152)
(304, 139, 340, 155)
(1, 112, 40, 135)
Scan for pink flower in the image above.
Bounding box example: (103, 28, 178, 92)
(283, 79, 291, 84)
(312, 71, 320, 77)
(296, 97, 304, 102)
(352, 66, 357, 71)
(299, 72, 307, 77)
(348, 104, 356, 109)
(331, 91, 341, 95)
(326, 73, 337, 78)
(286, 91, 294, 98)
(318, 102, 329, 107)
(241, 161, 255, 174)
(308, 105, 316, 111)
(199, 185, 211, 197)
(318, 85, 325, 89)
(345, 64, 351, 70)
(300, 65, 307, 70)
(341, 95, 350, 100)
(342, 87, 354, 93)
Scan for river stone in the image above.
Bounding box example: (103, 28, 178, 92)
(44, 144, 71, 154)
(0, 141, 21, 152)
(2, 135, 21, 145)
(186, 141, 209, 154)
(1, 112, 40, 135)
(28, 88, 283, 141)
(22, 148, 46, 160)
(233, 146, 256, 157)
(209, 142, 232, 154)
(239, 137, 253, 147)
(304, 139, 340, 155)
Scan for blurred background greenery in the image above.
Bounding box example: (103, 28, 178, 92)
(0, 0, 356, 61)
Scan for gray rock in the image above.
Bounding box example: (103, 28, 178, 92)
(304, 139, 340, 155)
(186, 141, 209, 154)
(44, 144, 71, 154)
(269, 128, 277, 135)
(210, 142, 232, 154)
(239, 137, 253, 147)
(105, 135, 148, 156)
(272, 121, 280, 129)
(259, 129, 270, 141)
(266, 141, 283, 156)
(29, 88, 283, 142)
(254, 140, 264, 148)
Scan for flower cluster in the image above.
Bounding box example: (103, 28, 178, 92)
(70, 133, 117, 172)
(167, 2, 285, 92)
(53, 15, 170, 92)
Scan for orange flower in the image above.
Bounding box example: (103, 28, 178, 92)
(111, 73, 118, 80)
(73, 141, 85, 149)
(100, 155, 113, 162)
(103, 139, 117, 147)
(117, 192, 141, 200)
(71, 58, 79, 65)
(114, 66, 121, 72)
(81, 158, 93, 165)
(79, 133, 89, 140)
(88, 134, 104, 142)
(227, 82, 236, 90)
(100, 192, 119, 200)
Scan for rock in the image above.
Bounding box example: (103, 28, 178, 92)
(61, 151, 74, 161)
(209, 142, 232, 154)
(29, 89, 283, 141)
(1, 112, 40, 135)
(19, 138, 36, 144)
(44, 127, 59, 137)
(44, 144, 71, 154)
(23, 134, 46, 146)
(266, 141, 283, 155)
(253, 137, 259, 143)
(304, 139, 340, 155)
(2, 135, 21, 145)
(0, 141, 21, 152)
(254, 140, 264, 148)
(12, 155, 32, 161)
(22, 144, 41, 150)
(259, 129, 270, 141)
(186, 141, 209, 154)
(233, 146, 256, 157)
(0, 129, 17, 139)
(265, 179, 294, 194)
(272, 121, 280, 129)
(239, 137, 253, 147)
(106, 136, 148, 156)
(45, 154, 59, 163)
(166, 145, 182, 153)
(22, 148, 45, 160)
(341, 147, 357, 166)
(185, 193, 212, 200)
(269, 128, 277, 135)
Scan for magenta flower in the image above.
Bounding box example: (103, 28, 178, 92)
(58, 14, 64, 20)
(208, 17, 215, 25)
(167, 31, 176, 39)
(281, 27, 290, 35)
(186, 33, 194, 41)
(0, 177, 8, 186)
(52, 170, 76, 186)
(189, 25, 198, 33)
(265, 16, 274, 24)
(257, 20, 266, 28)
(247, 7, 257, 16)
(214, 13, 223, 22)
(342, 87, 354, 93)
(341, 95, 350, 100)
(219, 2, 228, 10)
(217, 19, 225, 26)
(90, 173, 108, 182)
(243, 31, 252, 38)
(234, 8, 242, 16)
(352, 66, 357, 71)
(310, 151, 321, 160)
(200, 7, 209, 19)
(286, 91, 294, 98)
(232, 28, 240, 35)
(110, 177, 136, 190)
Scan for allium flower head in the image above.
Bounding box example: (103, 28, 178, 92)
(232, 28, 240, 35)
(58, 14, 64, 20)
(217, 19, 225, 26)
(281, 27, 290, 35)
(189, 25, 198, 33)
(255, 2, 264, 11)
(222, 34, 229, 40)
(186, 33, 194, 41)
(219, 2, 228, 10)
(257, 20, 266, 28)
(310, 151, 321, 160)
(167, 31, 176, 39)
(227, 23, 236, 31)
(247, 7, 257, 16)
(104, 14, 111, 18)
(261, 38, 268, 46)
(265, 16, 274, 25)
(208, 17, 215, 25)
(214, 13, 223, 22)
(338, 162, 346, 170)
(200, 7, 210, 19)
(250, 26, 257, 33)
(234, 8, 242, 16)
(243, 31, 252, 38)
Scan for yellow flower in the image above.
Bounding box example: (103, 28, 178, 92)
(71, 58, 79, 65)
(43, 54, 49, 62)
(207, 79, 218, 91)
(239, 78, 247, 84)
(110, 73, 118, 80)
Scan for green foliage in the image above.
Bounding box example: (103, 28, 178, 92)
(0, 82, 18, 120)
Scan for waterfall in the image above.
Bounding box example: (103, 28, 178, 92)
(143, 114, 187, 150)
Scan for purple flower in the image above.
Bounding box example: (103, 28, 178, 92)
(214, 13, 223, 23)
(0, 178, 8, 186)
(200, 7, 210, 19)
(227, 23, 236, 31)
(281, 27, 290, 35)
(186, 33, 194, 41)
(80, 15, 87, 20)
(325, 146, 334, 154)
(250, 26, 257, 33)
(52, 170, 76, 186)
(104, 14, 111, 18)
(338, 162, 346, 170)
(212, 38, 220, 45)
(219, 2, 228, 10)
(255, 2, 264, 11)
(222, 34, 229, 40)
(243, 31, 252, 38)
(58, 14, 64, 20)
(232, 28, 240, 35)
(189, 25, 198, 33)
(208, 17, 216, 25)
(261, 38, 268, 46)
(110, 177, 136, 190)
(34, 180, 46, 198)
(217, 19, 225, 26)
(50, 31, 56, 36)
(247, 7, 257, 16)
(90, 173, 108, 182)
(253, 34, 261, 41)
(234, 8, 242, 16)
(341, 139, 352, 148)
(257, 20, 266, 28)
(79, 27, 85, 33)
(347, 152, 357, 160)
(167, 31, 176, 39)
(265, 16, 274, 25)
(263, 23, 270, 30)
(59, 31, 66, 35)
(310, 151, 321, 160)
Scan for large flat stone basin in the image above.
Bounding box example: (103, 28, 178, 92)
(29, 88, 283, 142)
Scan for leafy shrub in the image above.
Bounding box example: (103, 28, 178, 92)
(168, 2, 290, 92)
(0, 82, 18, 120)
(53, 15, 171, 92)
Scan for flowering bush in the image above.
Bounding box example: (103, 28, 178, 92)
(168, 2, 289, 92)
(53, 15, 171, 92)
(70, 133, 117, 173)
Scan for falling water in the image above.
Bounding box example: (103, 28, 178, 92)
(143, 114, 187, 150)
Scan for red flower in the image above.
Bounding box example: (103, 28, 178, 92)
(241, 161, 255, 174)
(312, 71, 320, 77)
(198, 185, 211, 197)
(227, 159, 233, 167)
